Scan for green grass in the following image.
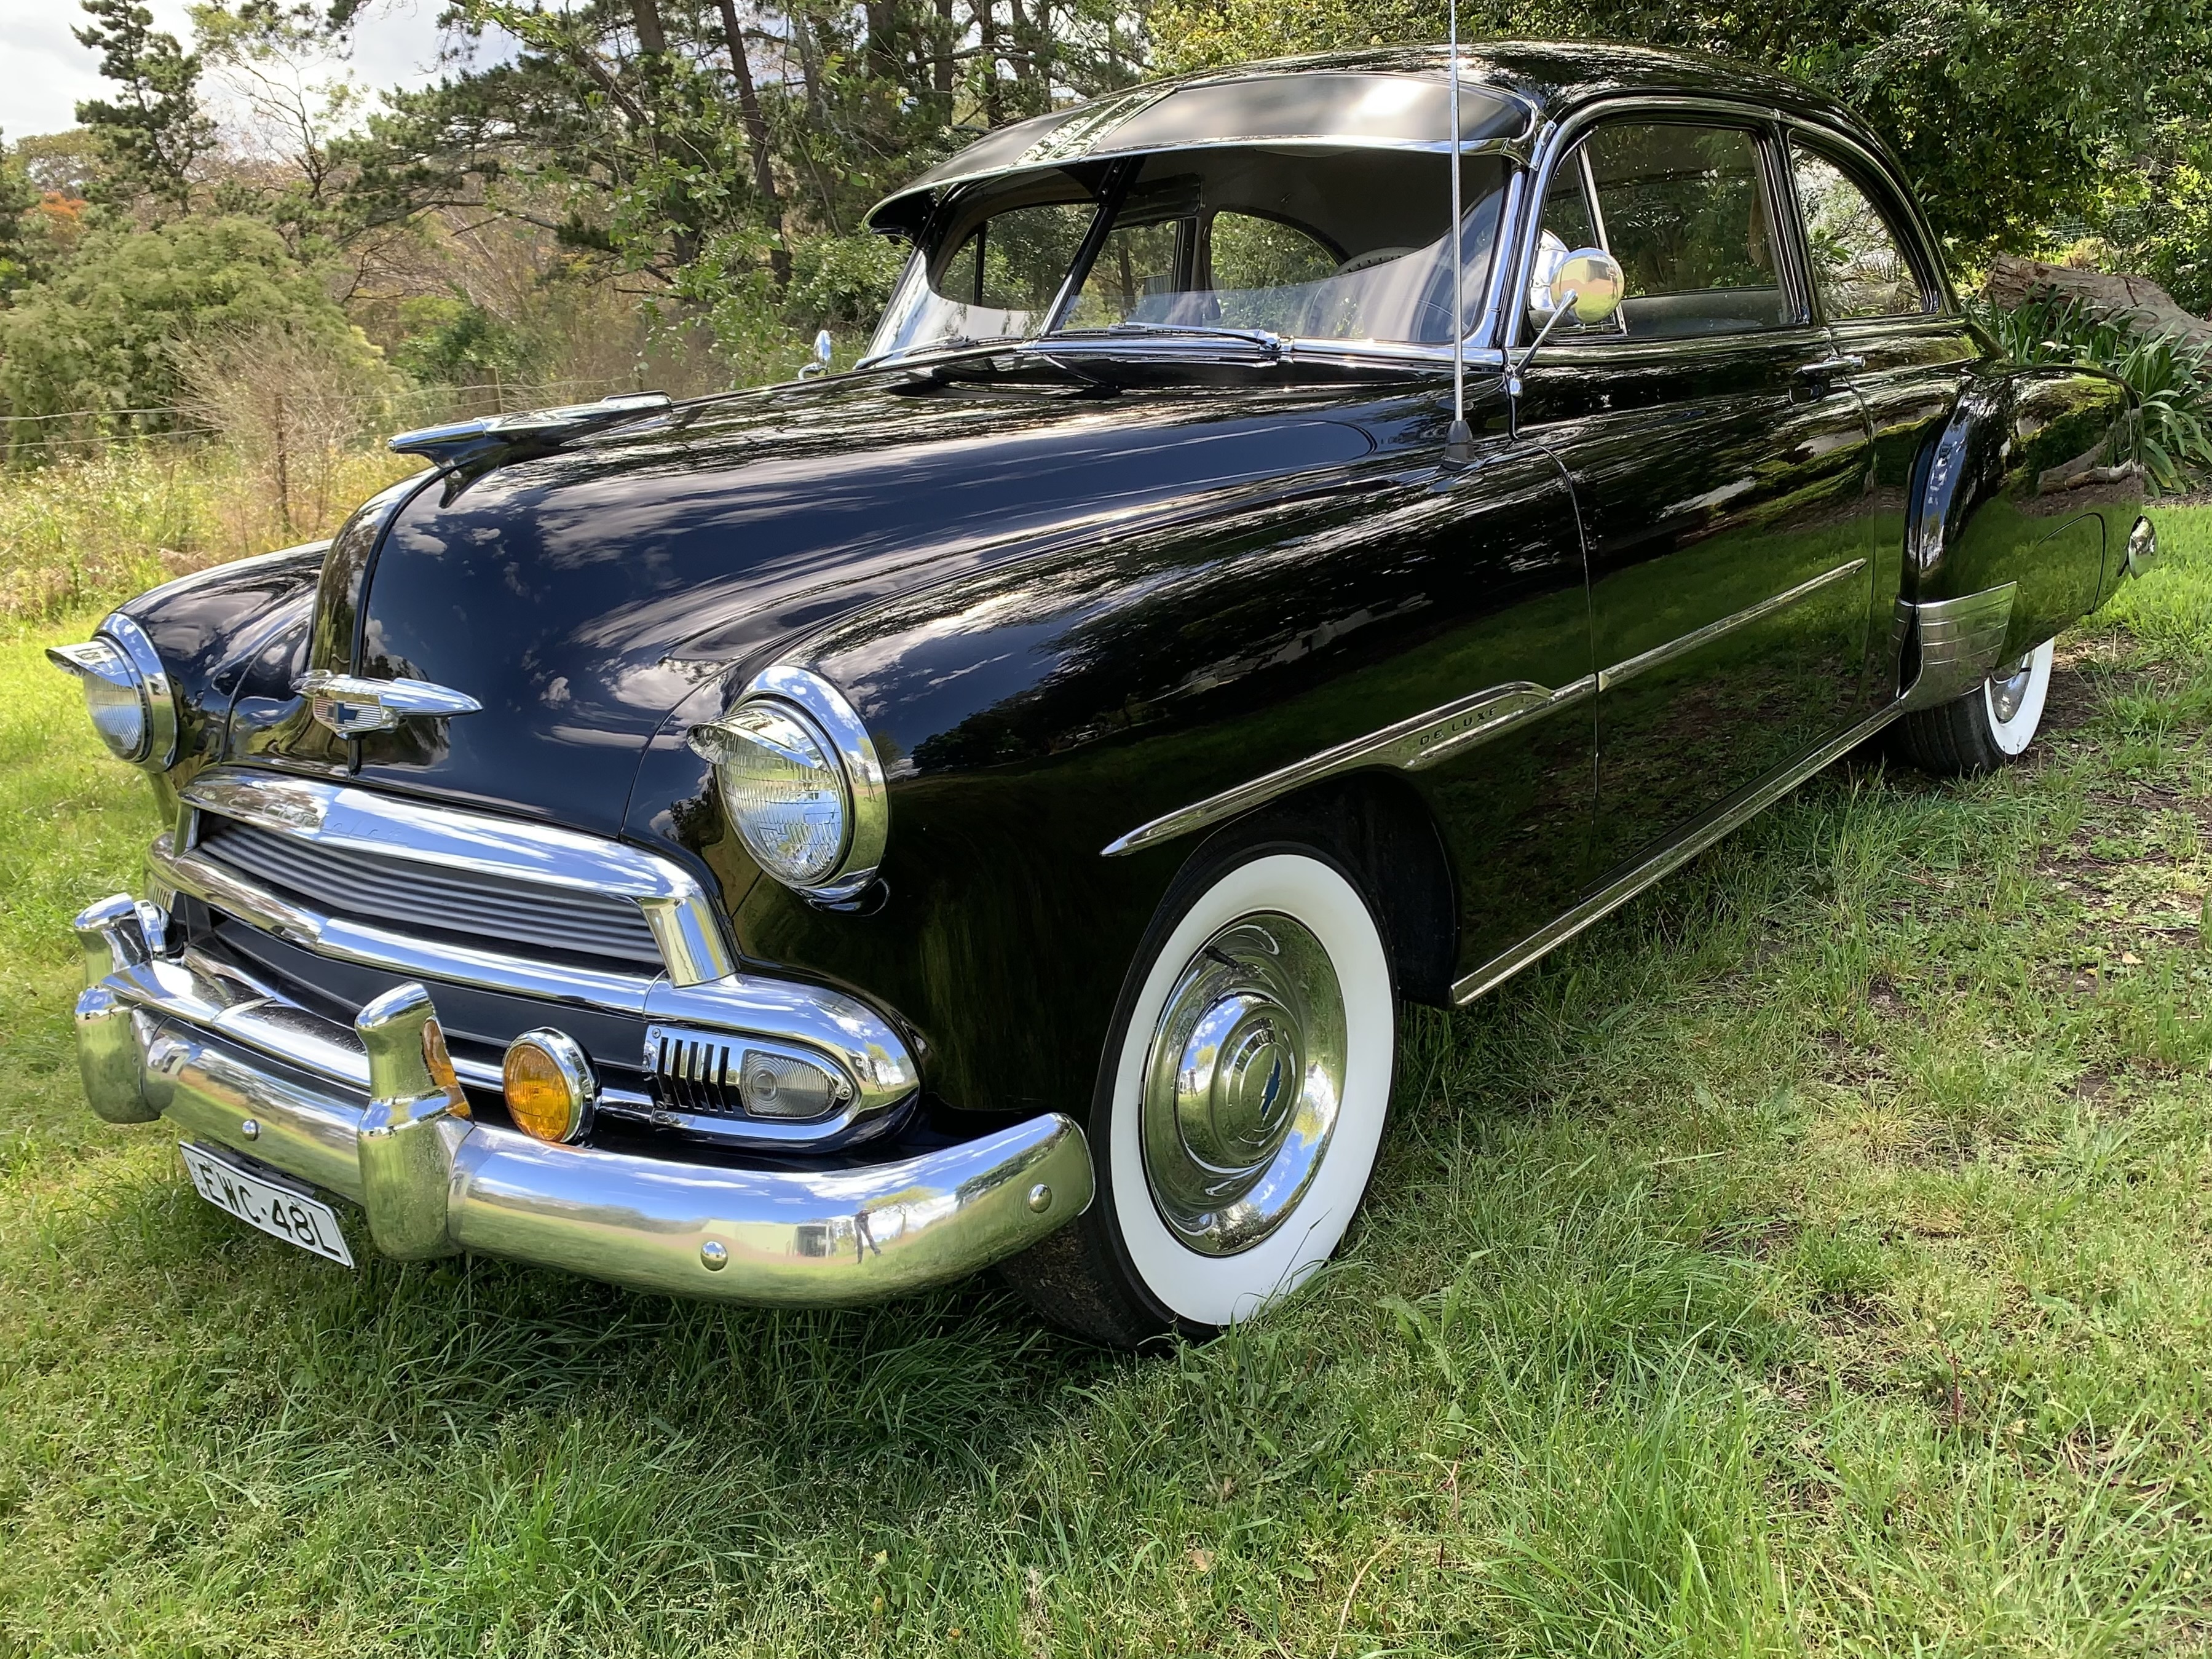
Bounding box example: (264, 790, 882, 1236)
(5, 515, 2212, 1655)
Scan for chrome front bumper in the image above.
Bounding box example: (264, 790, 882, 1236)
(71, 895, 1093, 1305)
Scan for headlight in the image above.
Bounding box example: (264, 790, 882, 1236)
(690, 665, 888, 900)
(45, 614, 176, 768)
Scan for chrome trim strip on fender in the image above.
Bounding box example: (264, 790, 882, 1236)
(1104, 560, 1868, 860)
(1451, 699, 1903, 1004)
(178, 766, 735, 985)
(1596, 559, 1868, 691)
(1895, 583, 2016, 711)
(1100, 675, 1598, 857)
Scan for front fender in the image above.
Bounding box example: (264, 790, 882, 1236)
(1908, 363, 2144, 665)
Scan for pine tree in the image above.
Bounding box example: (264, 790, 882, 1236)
(73, 0, 216, 213)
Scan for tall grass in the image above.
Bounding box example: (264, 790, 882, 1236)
(0, 443, 423, 630)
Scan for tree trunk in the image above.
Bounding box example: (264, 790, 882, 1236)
(714, 0, 792, 289)
(975, 0, 1004, 125)
(1980, 256, 2212, 349)
(630, 0, 668, 58)
(931, 0, 955, 101)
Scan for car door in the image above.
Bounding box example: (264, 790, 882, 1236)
(1512, 114, 1879, 879)
(1785, 127, 1983, 697)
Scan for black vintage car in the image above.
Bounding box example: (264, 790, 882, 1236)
(53, 42, 2157, 1345)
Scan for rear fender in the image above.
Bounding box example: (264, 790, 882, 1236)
(1905, 365, 2143, 686)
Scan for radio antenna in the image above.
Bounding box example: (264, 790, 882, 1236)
(1445, 0, 1472, 463)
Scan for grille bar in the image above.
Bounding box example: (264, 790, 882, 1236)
(199, 815, 665, 970)
(651, 1027, 742, 1115)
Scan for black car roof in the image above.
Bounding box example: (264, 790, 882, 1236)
(866, 41, 1872, 233)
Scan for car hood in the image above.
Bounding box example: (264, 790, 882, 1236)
(311, 371, 1380, 837)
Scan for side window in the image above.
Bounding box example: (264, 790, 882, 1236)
(1538, 122, 1788, 340)
(1791, 148, 1926, 321)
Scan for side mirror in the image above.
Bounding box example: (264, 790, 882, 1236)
(1508, 247, 1628, 400)
(1547, 248, 1625, 326)
(799, 328, 833, 379)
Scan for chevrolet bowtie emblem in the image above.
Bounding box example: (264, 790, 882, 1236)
(297, 671, 483, 737)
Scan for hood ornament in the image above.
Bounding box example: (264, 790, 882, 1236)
(298, 671, 483, 737)
(387, 392, 674, 470)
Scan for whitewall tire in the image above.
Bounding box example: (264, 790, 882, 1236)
(1893, 638, 2056, 776)
(1004, 845, 1397, 1344)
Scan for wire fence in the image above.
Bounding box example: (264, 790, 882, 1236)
(0, 374, 662, 462)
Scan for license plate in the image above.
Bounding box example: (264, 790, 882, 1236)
(180, 1141, 355, 1267)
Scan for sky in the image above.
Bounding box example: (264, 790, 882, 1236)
(0, 0, 473, 142)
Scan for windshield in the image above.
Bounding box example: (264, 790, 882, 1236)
(866, 146, 1511, 362)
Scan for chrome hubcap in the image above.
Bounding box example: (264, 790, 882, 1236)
(1140, 913, 1346, 1256)
(1989, 652, 2037, 724)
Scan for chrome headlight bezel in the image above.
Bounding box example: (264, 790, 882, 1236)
(690, 664, 888, 901)
(45, 612, 177, 769)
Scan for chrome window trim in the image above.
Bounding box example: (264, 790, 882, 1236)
(1502, 94, 1800, 358)
(861, 130, 1536, 372)
(1776, 118, 1956, 319)
(178, 766, 736, 985)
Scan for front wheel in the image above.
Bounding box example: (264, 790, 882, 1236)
(1005, 845, 1397, 1347)
(1892, 638, 2055, 776)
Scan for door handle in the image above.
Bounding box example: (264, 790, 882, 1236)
(1798, 354, 1867, 379)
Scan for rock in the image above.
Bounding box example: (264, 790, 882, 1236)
(1980, 255, 2212, 348)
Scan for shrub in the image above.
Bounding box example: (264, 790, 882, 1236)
(0, 216, 371, 449)
(174, 320, 401, 538)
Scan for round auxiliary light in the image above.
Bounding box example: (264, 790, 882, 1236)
(502, 1029, 597, 1144)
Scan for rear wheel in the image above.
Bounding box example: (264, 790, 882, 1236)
(1892, 638, 2055, 776)
(1005, 844, 1397, 1346)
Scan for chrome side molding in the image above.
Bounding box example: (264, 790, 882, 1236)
(1597, 559, 1868, 691)
(1452, 697, 1907, 1004)
(1104, 559, 1871, 859)
(1101, 676, 1595, 857)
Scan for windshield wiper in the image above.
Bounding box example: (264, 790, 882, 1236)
(1045, 321, 1284, 358)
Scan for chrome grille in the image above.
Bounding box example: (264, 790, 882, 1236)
(197, 815, 665, 970)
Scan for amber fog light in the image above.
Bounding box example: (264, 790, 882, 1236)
(503, 1029, 597, 1143)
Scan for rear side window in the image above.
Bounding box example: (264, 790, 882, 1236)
(1791, 147, 1927, 320)
(1536, 122, 1788, 341)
